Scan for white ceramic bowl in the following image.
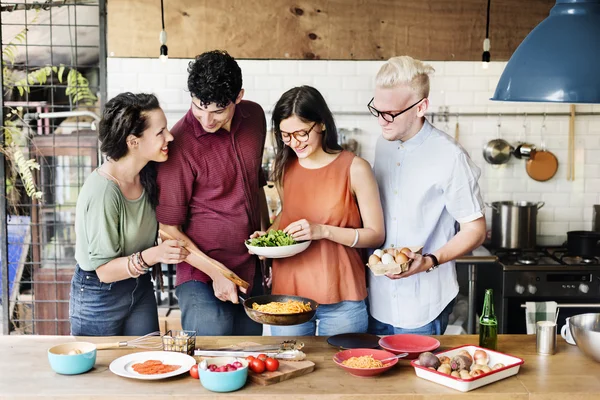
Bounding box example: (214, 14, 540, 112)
(245, 240, 311, 259)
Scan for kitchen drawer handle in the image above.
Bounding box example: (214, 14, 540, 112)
(520, 303, 600, 308)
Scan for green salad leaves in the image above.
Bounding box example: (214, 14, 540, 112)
(246, 230, 297, 247)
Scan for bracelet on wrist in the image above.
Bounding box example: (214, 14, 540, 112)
(126, 255, 140, 278)
(350, 229, 360, 248)
(139, 251, 150, 269)
(133, 252, 149, 274)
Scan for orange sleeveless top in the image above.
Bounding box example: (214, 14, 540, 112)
(272, 150, 367, 304)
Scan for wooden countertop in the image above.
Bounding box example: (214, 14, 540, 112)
(1, 334, 599, 399)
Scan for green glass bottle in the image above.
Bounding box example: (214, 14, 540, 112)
(479, 289, 498, 350)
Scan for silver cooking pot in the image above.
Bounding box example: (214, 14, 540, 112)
(487, 201, 545, 249)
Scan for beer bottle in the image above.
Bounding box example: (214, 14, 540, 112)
(479, 288, 498, 350)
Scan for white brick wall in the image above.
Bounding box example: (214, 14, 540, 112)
(107, 58, 600, 239)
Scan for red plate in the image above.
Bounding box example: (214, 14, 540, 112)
(333, 348, 398, 377)
(379, 334, 440, 360)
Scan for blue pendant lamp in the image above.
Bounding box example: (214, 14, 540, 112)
(491, 0, 600, 103)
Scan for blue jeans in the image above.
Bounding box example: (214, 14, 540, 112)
(270, 300, 368, 336)
(176, 273, 263, 336)
(69, 265, 159, 336)
(368, 298, 457, 335)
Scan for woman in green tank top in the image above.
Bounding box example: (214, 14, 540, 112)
(70, 93, 189, 336)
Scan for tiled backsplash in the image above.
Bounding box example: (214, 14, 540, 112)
(107, 58, 600, 240)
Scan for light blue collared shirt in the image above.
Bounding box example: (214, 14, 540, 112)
(369, 119, 484, 329)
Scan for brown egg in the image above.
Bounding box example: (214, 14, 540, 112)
(368, 254, 381, 266)
(394, 252, 409, 264)
(385, 248, 396, 255)
(400, 247, 412, 256)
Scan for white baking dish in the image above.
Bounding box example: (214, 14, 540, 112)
(410, 345, 524, 392)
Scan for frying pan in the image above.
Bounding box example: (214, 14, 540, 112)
(240, 294, 318, 326)
(526, 150, 558, 181)
(525, 122, 558, 182)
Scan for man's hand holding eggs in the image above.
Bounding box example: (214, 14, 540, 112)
(368, 247, 412, 266)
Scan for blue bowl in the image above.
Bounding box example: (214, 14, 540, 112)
(48, 342, 97, 375)
(199, 357, 248, 392)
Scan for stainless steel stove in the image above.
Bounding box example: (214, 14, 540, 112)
(482, 247, 600, 333)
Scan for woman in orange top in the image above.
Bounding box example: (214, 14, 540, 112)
(252, 86, 385, 336)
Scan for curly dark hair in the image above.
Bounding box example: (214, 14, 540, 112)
(98, 92, 161, 208)
(187, 50, 243, 108)
(271, 86, 342, 185)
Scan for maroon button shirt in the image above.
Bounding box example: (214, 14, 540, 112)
(156, 100, 267, 288)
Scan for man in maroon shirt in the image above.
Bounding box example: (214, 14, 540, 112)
(156, 50, 269, 336)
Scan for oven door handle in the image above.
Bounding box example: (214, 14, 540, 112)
(520, 303, 600, 308)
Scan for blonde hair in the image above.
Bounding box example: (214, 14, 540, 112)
(375, 56, 435, 98)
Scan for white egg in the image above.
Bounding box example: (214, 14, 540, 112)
(381, 253, 395, 265)
(373, 249, 384, 258)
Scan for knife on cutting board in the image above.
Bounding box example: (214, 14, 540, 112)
(201, 340, 304, 352)
(194, 349, 306, 360)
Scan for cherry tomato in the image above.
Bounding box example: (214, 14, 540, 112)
(245, 355, 256, 362)
(250, 358, 265, 374)
(257, 353, 268, 361)
(265, 357, 279, 372)
(189, 364, 199, 379)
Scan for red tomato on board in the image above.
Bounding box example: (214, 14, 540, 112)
(250, 358, 266, 374)
(189, 364, 199, 379)
(265, 357, 279, 372)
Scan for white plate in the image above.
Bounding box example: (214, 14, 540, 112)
(245, 240, 311, 259)
(410, 345, 524, 392)
(109, 351, 196, 380)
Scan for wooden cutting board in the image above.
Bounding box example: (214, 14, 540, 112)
(198, 341, 315, 386)
(248, 359, 315, 386)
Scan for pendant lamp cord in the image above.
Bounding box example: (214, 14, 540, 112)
(161, 0, 165, 30)
(159, 0, 168, 60)
(482, 0, 491, 65)
(486, 0, 491, 39)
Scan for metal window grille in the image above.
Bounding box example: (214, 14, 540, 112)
(1, 0, 107, 335)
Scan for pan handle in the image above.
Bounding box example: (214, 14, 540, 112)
(485, 202, 498, 211)
(537, 201, 545, 210)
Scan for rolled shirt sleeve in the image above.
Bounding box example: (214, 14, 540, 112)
(443, 152, 485, 224)
(85, 185, 122, 270)
(156, 141, 195, 226)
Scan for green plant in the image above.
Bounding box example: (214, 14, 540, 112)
(1, 108, 42, 206)
(2, 10, 97, 204)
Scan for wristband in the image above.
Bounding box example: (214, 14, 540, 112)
(423, 253, 440, 273)
(350, 229, 359, 248)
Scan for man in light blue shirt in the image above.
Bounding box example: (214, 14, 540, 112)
(367, 56, 486, 335)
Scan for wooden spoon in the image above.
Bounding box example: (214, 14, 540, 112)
(158, 229, 250, 290)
